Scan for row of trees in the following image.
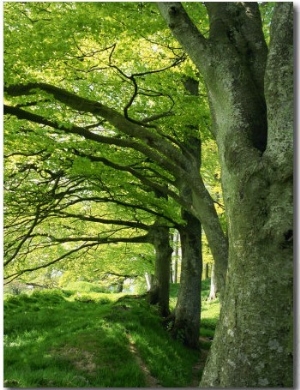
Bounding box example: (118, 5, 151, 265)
(4, 3, 293, 386)
(4, 2, 222, 348)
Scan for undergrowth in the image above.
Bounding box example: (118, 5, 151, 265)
(4, 279, 219, 387)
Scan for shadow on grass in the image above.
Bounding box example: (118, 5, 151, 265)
(103, 296, 201, 387)
(4, 291, 145, 387)
(4, 289, 202, 387)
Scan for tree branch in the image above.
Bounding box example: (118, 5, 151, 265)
(27, 232, 149, 244)
(4, 102, 186, 178)
(4, 233, 150, 283)
(4, 205, 44, 267)
(48, 211, 152, 231)
(4, 242, 102, 283)
(157, 3, 207, 68)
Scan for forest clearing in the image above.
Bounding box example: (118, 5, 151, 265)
(4, 2, 293, 387)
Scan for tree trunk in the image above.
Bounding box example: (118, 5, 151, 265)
(172, 229, 180, 283)
(115, 279, 124, 293)
(201, 4, 293, 386)
(167, 77, 203, 348)
(169, 126, 202, 349)
(207, 263, 217, 301)
(148, 223, 173, 317)
(204, 262, 209, 280)
(158, 2, 293, 386)
(145, 272, 154, 291)
(170, 205, 202, 349)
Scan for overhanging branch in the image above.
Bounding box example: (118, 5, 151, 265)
(4, 233, 150, 284)
(4, 102, 186, 179)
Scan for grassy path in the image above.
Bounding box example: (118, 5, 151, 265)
(4, 282, 219, 387)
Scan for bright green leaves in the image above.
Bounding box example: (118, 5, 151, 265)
(259, 2, 275, 45)
(4, 2, 222, 285)
(182, 3, 209, 36)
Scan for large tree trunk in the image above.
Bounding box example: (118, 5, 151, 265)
(158, 2, 293, 386)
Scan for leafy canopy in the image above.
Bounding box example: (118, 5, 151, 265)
(4, 2, 222, 284)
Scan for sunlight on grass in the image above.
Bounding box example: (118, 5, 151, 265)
(4, 280, 220, 387)
(202, 299, 220, 320)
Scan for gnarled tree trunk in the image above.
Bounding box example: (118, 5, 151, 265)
(158, 2, 293, 386)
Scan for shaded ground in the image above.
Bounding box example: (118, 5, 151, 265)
(4, 283, 218, 387)
(190, 337, 212, 387)
(127, 333, 212, 388)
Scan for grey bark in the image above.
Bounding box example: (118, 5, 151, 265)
(171, 197, 202, 349)
(167, 78, 202, 348)
(148, 221, 173, 317)
(145, 272, 154, 291)
(158, 2, 293, 386)
(169, 132, 202, 349)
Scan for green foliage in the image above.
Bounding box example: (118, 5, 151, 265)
(4, 287, 219, 387)
(259, 2, 275, 44)
(3, 2, 224, 283)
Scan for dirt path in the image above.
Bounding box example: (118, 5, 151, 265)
(188, 336, 213, 387)
(126, 334, 163, 387)
(190, 346, 210, 387)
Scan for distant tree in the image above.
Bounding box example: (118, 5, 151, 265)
(207, 264, 217, 301)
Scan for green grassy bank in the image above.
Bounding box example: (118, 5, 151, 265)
(4, 279, 220, 387)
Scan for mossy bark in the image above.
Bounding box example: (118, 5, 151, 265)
(201, 5, 293, 386)
(158, 2, 293, 386)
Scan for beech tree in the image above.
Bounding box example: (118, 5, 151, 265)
(158, 2, 293, 386)
(4, 2, 293, 384)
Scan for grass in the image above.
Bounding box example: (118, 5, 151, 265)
(4, 280, 220, 387)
